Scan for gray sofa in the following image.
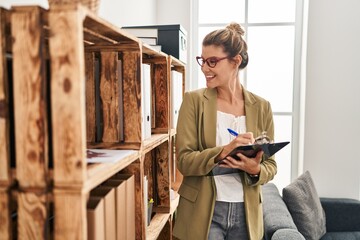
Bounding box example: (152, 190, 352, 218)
(262, 183, 360, 240)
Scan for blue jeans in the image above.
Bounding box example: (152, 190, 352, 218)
(208, 201, 249, 240)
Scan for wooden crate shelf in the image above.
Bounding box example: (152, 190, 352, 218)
(0, 3, 185, 240)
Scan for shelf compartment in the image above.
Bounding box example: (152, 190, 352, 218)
(147, 192, 179, 240)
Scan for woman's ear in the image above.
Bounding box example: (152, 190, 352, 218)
(233, 54, 242, 67)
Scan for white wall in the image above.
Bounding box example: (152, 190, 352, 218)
(304, 0, 360, 199)
(0, 0, 157, 28)
(98, 0, 157, 28)
(0, 0, 48, 8)
(156, 0, 192, 91)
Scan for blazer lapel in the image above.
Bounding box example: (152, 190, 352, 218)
(243, 88, 259, 136)
(203, 88, 217, 148)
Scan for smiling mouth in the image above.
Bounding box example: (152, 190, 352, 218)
(205, 74, 216, 80)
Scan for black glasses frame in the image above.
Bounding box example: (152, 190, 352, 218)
(196, 56, 229, 68)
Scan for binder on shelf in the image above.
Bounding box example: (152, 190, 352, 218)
(171, 70, 183, 128)
(111, 174, 135, 240)
(143, 175, 149, 227)
(142, 63, 152, 140)
(90, 186, 116, 240)
(87, 197, 106, 240)
(103, 179, 127, 240)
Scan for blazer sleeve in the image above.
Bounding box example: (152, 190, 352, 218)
(245, 101, 277, 186)
(176, 92, 222, 177)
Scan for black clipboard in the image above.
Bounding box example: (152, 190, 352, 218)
(224, 141, 290, 160)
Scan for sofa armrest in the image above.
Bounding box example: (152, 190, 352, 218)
(320, 197, 360, 232)
(262, 183, 300, 239)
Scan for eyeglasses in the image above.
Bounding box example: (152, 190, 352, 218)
(196, 56, 229, 68)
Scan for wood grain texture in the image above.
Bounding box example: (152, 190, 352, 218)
(48, 9, 87, 185)
(155, 141, 170, 211)
(12, 7, 49, 188)
(0, 8, 10, 185)
(85, 52, 96, 142)
(0, 189, 12, 239)
(122, 51, 142, 144)
(54, 190, 87, 240)
(153, 64, 169, 131)
(146, 213, 169, 240)
(144, 152, 154, 201)
(100, 51, 120, 142)
(17, 191, 48, 240)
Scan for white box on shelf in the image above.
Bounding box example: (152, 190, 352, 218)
(122, 27, 158, 38)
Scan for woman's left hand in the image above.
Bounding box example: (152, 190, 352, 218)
(219, 149, 263, 175)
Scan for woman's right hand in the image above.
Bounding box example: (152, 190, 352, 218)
(216, 132, 255, 161)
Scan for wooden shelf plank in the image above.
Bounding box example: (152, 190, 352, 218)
(12, 6, 49, 189)
(142, 43, 168, 61)
(84, 150, 140, 192)
(142, 134, 169, 154)
(169, 55, 185, 68)
(146, 213, 169, 240)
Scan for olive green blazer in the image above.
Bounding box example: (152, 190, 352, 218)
(173, 87, 277, 240)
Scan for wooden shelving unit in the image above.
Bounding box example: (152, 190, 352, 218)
(0, 4, 185, 240)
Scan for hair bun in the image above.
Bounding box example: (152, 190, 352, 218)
(226, 22, 245, 36)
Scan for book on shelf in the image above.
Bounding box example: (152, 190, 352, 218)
(86, 149, 136, 163)
(102, 179, 127, 240)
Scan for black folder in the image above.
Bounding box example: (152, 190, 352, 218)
(224, 141, 290, 160)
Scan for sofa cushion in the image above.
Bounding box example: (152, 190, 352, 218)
(272, 229, 306, 240)
(262, 183, 300, 240)
(282, 171, 326, 240)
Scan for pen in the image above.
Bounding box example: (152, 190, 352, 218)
(227, 128, 238, 137)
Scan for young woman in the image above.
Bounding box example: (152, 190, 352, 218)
(173, 22, 277, 240)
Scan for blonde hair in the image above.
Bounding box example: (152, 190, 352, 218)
(202, 22, 248, 69)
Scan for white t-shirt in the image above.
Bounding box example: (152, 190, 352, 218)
(213, 111, 247, 202)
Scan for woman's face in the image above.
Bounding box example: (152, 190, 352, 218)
(200, 45, 239, 89)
